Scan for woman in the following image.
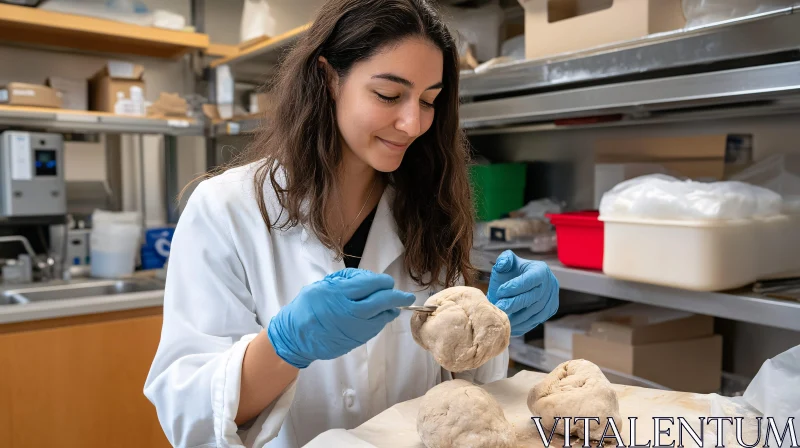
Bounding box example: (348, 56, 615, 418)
(144, 0, 559, 446)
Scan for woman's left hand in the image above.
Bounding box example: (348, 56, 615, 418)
(487, 250, 560, 337)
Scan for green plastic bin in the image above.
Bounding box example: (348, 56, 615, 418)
(469, 163, 527, 221)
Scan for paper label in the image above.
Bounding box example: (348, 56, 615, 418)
(11, 89, 35, 97)
(167, 119, 190, 128)
(10, 133, 32, 181)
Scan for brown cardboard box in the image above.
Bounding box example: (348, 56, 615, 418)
(518, 0, 685, 60)
(148, 92, 188, 118)
(595, 135, 728, 180)
(89, 61, 146, 115)
(45, 77, 88, 111)
(587, 313, 714, 345)
(573, 333, 722, 393)
(0, 82, 62, 108)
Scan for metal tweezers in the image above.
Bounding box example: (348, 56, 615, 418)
(397, 305, 438, 313)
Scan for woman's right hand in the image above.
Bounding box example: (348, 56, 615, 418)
(267, 268, 415, 369)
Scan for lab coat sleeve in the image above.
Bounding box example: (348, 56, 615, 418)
(143, 180, 294, 448)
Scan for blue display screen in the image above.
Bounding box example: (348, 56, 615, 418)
(34, 149, 57, 176)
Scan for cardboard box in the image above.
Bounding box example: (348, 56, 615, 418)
(587, 312, 714, 345)
(570, 303, 721, 392)
(544, 313, 595, 357)
(518, 0, 685, 60)
(573, 333, 722, 393)
(546, 303, 712, 356)
(0, 82, 62, 108)
(46, 77, 88, 111)
(595, 135, 728, 181)
(148, 92, 188, 118)
(89, 61, 146, 115)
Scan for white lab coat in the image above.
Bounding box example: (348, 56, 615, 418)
(144, 162, 509, 448)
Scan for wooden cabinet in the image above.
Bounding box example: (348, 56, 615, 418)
(0, 307, 171, 448)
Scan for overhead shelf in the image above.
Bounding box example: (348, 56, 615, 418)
(208, 24, 310, 82)
(206, 43, 239, 58)
(471, 249, 800, 333)
(212, 116, 262, 137)
(0, 3, 209, 59)
(0, 106, 203, 136)
(210, 23, 309, 69)
(460, 9, 800, 98)
(460, 60, 800, 129)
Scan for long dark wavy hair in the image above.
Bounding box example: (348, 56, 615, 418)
(209, 0, 476, 288)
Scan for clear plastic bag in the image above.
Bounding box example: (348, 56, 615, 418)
(599, 174, 783, 221)
(682, 0, 795, 28)
(741, 345, 800, 448)
(732, 154, 800, 214)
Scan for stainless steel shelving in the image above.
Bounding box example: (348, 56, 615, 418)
(460, 60, 800, 129)
(0, 108, 203, 136)
(212, 117, 262, 136)
(459, 9, 800, 130)
(460, 9, 800, 98)
(472, 249, 800, 333)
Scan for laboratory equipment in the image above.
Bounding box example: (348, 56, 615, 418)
(0, 131, 66, 219)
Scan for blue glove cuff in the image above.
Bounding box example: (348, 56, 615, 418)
(267, 318, 312, 369)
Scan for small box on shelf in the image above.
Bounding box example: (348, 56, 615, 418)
(517, 0, 686, 61)
(0, 82, 62, 108)
(89, 61, 146, 116)
(570, 304, 722, 393)
(46, 77, 88, 111)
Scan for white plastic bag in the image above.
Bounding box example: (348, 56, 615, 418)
(741, 345, 800, 448)
(682, 0, 795, 28)
(241, 0, 277, 43)
(598, 174, 784, 221)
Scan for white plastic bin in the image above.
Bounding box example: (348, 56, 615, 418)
(90, 223, 141, 279)
(601, 216, 760, 291)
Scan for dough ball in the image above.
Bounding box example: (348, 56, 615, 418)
(417, 379, 516, 448)
(411, 286, 510, 372)
(527, 359, 620, 441)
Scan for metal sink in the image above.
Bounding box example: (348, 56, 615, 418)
(0, 279, 165, 305)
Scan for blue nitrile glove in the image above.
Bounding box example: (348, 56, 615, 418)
(267, 268, 415, 369)
(487, 250, 560, 337)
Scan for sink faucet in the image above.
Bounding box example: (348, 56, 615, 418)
(0, 235, 58, 282)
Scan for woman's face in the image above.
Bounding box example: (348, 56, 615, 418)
(332, 36, 444, 173)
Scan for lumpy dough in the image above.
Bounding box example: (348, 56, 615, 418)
(410, 286, 511, 372)
(417, 379, 516, 448)
(527, 359, 621, 441)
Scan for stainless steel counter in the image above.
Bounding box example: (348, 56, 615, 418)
(0, 277, 164, 325)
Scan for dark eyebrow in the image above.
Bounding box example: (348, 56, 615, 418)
(372, 73, 443, 91)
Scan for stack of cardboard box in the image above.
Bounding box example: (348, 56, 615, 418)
(546, 303, 723, 393)
(0, 60, 148, 116)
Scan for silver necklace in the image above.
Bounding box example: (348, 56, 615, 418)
(336, 175, 377, 259)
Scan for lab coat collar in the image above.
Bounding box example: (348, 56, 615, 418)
(300, 187, 404, 275)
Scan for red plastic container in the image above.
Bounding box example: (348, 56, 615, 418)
(546, 210, 604, 270)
